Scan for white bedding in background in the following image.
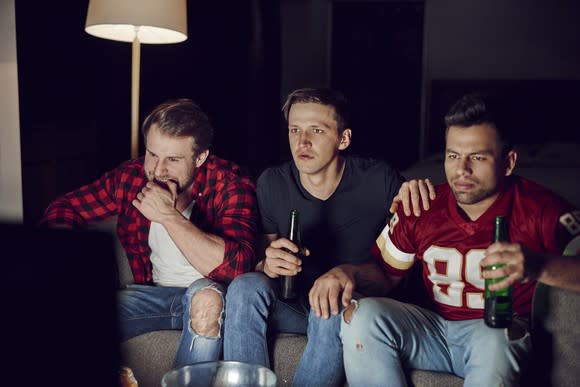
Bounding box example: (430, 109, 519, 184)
(402, 142, 580, 208)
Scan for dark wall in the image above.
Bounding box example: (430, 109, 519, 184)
(331, 2, 424, 171)
(427, 80, 580, 157)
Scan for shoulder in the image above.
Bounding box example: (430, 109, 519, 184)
(117, 158, 144, 174)
(257, 161, 294, 186)
(205, 155, 255, 187)
(103, 158, 146, 190)
(347, 156, 396, 172)
(394, 183, 451, 227)
(512, 175, 572, 209)
(346, 156, 402, 182)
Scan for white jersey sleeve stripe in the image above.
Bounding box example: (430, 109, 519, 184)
(376, 225, 415, 270)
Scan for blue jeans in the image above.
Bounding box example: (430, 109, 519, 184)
(223, 272, 346, 386)
(341, 297, 531, 387)
(118, 277, 225, 368)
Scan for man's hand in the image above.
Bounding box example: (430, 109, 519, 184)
(132, 180, 178, 222)
(309, 265, 355, 320)
(481, 242, 545, 291)
(262, 238, 307, 279)
(389, 178, 436, 217)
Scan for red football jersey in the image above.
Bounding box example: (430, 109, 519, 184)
(374, 175, 579, 321)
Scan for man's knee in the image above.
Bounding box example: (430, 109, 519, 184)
(226, 272, 270, 301)
(190, 288, 223, 337)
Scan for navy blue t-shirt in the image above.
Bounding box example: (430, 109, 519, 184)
(256, 156, 404, 293)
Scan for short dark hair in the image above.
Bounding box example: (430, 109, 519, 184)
(444, 93, 513, 156)
(281, 88, 350, 134)
(141, 99, 214, 155)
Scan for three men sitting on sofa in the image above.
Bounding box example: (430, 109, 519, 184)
(41, 90, 578, 386)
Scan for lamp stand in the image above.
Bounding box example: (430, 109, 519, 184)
(131, 29, 141, 159)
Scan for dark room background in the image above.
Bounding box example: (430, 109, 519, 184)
(14, 0, 580, 224)
(16, 0, 426, 224)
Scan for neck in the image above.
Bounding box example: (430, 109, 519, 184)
(299, 157, 346, 200)
(457, 192, 500, 221)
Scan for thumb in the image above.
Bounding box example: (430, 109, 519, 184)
(342, 281, 354, 307)
(166, 179, 179, 202)
(389, 194, 401, 214)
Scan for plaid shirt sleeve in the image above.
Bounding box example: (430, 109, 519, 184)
(39, 168, 122, 227)
(201, 159, 258, 284)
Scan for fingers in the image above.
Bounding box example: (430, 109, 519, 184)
(309, 287, 321, 318)
(308, 269, 351, 320)
(263, 242, 302, 278)
(309, 284, 339, 320)
(481, 242, 522, 267)
(425, 178, 436, 200)
(398, 182, 412, 217)
(409, 180, 422, 217)
(389, 193, 401, 215)
(342, 281, 354, 307)
(269, 238, 301, 255)
(418, 179, 433, 211)
(481, 245, 526, 290)
(393, 179, 436, 217)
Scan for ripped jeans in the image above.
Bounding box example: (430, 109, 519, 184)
(341, 297, 531, 387)
(118, 278, 226, 368)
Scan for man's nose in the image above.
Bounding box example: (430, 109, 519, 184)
(456, 157, 472, 175)
(154, 159, 167, 176)
(298, 131, 311, 146)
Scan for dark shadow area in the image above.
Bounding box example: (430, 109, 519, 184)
(331, 2, 424, 171)
(0, 223, 120, 386)
(427, 79, 580, 156)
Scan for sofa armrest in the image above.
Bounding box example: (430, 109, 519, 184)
(531, 283, 580, 386)
(89, 217, 134, 287)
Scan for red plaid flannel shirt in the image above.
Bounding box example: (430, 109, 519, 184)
(40, 155, 257, 284)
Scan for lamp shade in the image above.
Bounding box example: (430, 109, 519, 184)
(85, 0, 187, 44)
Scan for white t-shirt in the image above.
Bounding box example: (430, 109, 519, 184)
(149, 201, 203, 287)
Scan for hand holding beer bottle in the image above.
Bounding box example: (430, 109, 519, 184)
(484, 216, 513, 328)
(280, 209, 304, 300)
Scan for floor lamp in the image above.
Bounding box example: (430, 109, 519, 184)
(85, 0, 188, 159)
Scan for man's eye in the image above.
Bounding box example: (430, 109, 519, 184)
(472, 155, 485, 161)
(447, 153, 457, 159)
(289, 128, 299, 134)
(169, 158, 180, 162)
(312, 128, 323, 134)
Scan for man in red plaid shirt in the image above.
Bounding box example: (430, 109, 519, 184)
(40, 99, 257, 367)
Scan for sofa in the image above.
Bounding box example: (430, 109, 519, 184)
(99, 215, 579, 387)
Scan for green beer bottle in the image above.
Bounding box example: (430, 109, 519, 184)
(280, 209, 302, 300)
(484, 215, 513, 328)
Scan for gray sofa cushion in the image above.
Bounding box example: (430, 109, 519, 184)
(121, 331, 180, 387)
(531, 283, 580, 387)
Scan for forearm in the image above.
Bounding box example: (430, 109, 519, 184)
(537, 255, 580, 292)
(342, 261, 400, 297)
(162, 212, 226, 276)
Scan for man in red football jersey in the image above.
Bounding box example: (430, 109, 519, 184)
(341, 93, 580, 386)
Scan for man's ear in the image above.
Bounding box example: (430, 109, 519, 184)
(195, 149, 210, 168)
(504, 150, 517, 176)
(339, 128, 352, 150)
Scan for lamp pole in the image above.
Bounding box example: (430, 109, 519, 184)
(131, 27, 141, 159)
